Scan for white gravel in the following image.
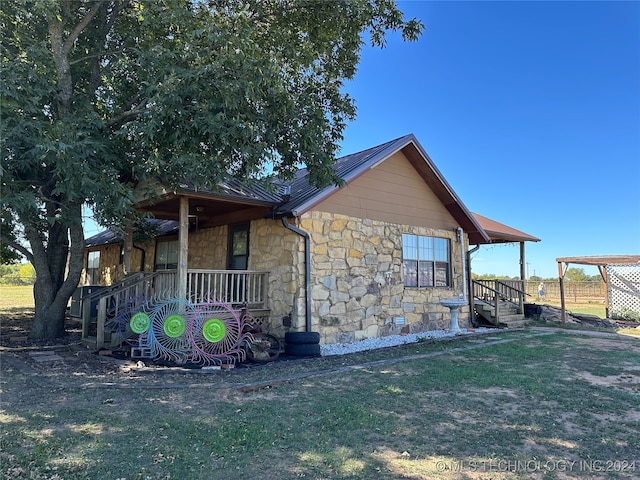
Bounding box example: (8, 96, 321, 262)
(320, 328, 493, 356)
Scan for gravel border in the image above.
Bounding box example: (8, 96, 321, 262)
(320, 328, 494, 356)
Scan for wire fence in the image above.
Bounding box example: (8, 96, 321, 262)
(524, 281, 606, 301)
(0, 276, 37, 286)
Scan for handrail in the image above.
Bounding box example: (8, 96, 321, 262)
(79, 271, 153, 301)
(81, 269, 270, 348)
(472, 279, 528, 324)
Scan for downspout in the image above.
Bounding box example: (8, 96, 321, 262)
(281, 217, 312, 333)
(467, 244, 480, 326)
(457, 227, 467, 300)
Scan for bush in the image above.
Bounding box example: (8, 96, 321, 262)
(0, 263, 36, 286)
(611, 307, 640, 322)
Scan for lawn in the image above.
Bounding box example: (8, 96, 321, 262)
(2, 329, 639, 479)
(540, 295, 607, 318)
(0, 285, 34, 311)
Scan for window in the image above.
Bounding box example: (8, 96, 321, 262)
(228, 223, 249, 270)
(402, 234, 450, 287)
(87, 251, 100, 285)
(154, 240, 178, 270)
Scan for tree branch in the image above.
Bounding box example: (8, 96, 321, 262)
(62, 0, 104, 55)
(0, 234, 34, 263)
(107, 100, 150, 128)
(104, 0, 131, 36)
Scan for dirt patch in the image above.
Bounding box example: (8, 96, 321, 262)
(0, 311, 129, 378)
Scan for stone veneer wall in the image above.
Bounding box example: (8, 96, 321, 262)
(186, 227, 227, 269)
(300, 211, 470, 344)
(87, 226, 228, 286)
(250, 218, 304, 337)
(85, 212, 469, 344)
(87, 244, 125, 286)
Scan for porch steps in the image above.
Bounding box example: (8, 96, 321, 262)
(498, 314, 528, 328)
(474, 300, 526, 327)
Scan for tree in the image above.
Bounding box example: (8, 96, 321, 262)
(0, 0, 423, 339)
(0, 211, 22, 264)
(564, 267, 590, 282)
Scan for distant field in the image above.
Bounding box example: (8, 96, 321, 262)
(0, 285, 34, 312)
(0, 286, 610, 317)
(538, 295, 606, 318)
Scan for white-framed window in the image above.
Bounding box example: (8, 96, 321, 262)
(87, 251, 100, 285)
(154, 240, 178, 270)
(402, 234, 451, 287)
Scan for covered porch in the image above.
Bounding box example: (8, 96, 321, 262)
(78, 180, 286, 348)
(469, 213, 541, 326)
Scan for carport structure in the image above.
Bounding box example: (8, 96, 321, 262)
(556, 255, 640, 322)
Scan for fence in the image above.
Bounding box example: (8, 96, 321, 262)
(607, 264, 640, 317)
(0, 276, 36, 286)
(524, 281, 606, 301)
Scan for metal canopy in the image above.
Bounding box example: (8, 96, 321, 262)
(556, 255, 640, 321)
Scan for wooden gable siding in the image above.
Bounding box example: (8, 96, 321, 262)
(315, 151, 459, 230)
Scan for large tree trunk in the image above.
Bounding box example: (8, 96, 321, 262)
(27, 201, 85, 340)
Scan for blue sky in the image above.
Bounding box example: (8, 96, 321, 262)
(339, 0, 640, 279)
(83, 1, 638, 279)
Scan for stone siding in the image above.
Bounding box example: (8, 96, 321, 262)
(84, 213, 470, 344)
(186, 227, 227, 269)
(250, 219, 304, 337)
(300, 211, 470, 344)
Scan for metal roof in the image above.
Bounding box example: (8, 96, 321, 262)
(472, 213, 540, 244)
(90, 134, 541, 247)
(273, 136, 406, 216)
(84, 219, 179, 247)
(271, 134, 490, 244)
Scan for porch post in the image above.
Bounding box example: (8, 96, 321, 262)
(519, 241, 525, 313)
(123, 225, 133, 275)
(598, 265, 609, 319)
(558, 261, 566, 323)
(178, 196, 189, 301)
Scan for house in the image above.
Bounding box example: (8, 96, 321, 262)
(80, 134, 538, 348)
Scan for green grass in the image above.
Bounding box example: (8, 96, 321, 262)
(2, 330, 639, 479)
(0, 285, 34, 312)
(540, 296, 607, 318)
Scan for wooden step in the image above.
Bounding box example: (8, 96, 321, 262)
(499, 314, 528, 327)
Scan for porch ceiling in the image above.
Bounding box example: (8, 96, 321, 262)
(136, 193, 274, 228)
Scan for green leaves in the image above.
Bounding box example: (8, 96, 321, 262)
(3, 0, 423, 225)
(1, 0, 422, 337)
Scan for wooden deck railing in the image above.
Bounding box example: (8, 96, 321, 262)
(472, 279, 528, 324)
(77, 269, 269, 347)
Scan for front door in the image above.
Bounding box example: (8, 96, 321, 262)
(227, 223, 249, 303)
(227, 223, 249, 270)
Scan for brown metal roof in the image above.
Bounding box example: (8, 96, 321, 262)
(276, 134, 491, 244)
(556, 255, 640, 266)
(130, 135, 495, 244)
(472, 213, 540, 244)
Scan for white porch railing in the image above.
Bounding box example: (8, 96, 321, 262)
(146, 269, 269, 307)
(187, 269, 268, 306)
(78, 269, 269, 348)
